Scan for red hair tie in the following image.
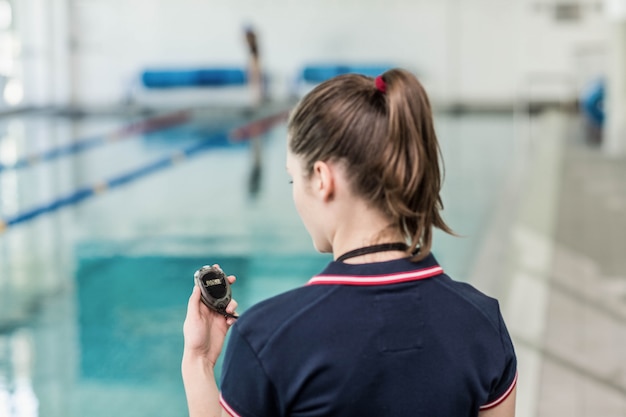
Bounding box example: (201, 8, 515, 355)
(375, 75, 387, 94)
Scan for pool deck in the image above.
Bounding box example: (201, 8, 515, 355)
(536, 122, 626, 416)
(487, 112, 626, 417)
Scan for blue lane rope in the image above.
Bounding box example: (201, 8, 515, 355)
(0, 111, 190, 173)
(0, 111, 289, 234)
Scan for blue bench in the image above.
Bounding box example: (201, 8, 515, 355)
(300, 64, 395, 83)
(130, 67, 254, 108)
(141, 68, 247, 89)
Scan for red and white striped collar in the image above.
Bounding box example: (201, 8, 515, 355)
(307, 264, 444, 286)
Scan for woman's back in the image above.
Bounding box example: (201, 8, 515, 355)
(220, 255, 516, 417)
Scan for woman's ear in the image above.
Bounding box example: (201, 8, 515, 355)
(312, 161, 335, 202)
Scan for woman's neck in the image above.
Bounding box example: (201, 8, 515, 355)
(336, 243, 409, 264)
(319, 173, 410, 263)
(330, 204, 408, 264)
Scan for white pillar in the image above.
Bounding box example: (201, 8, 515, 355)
(12, 0, 70, 107)
(12, 0, 47, 106)
(50, 0, 72, 107)
(604, 0, 626, 156)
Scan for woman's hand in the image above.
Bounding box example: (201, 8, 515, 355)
(183, 265, 238, 366)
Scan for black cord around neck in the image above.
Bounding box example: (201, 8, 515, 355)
(336, 242, 409, 262)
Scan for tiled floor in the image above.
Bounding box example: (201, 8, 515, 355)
(537, 128, 626, 416)
(473, 111, 626, 416)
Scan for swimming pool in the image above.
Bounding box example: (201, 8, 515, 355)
(0, 108, 518, 417)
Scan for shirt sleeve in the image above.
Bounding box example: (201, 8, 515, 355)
(220, 324, 281, 417)
(480, 307, 518, 411)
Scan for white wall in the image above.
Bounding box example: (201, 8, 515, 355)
(13, 0, 611, 108)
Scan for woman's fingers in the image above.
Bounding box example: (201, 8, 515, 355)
(210, 264, 236, 283)
(188, 285, 201, 310)
(226, 298, 238, 315)
(226, 297, 238, 326)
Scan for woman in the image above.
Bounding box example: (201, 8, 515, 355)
(183, 69, 517, 417)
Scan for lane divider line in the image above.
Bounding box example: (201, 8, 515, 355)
(0, 110, 289, 233)
(0, 111, 191, 173)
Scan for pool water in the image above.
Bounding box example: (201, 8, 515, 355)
(0, 110, 517, 417)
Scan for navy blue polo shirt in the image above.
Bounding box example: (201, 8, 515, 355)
(220, 253, 517, 417)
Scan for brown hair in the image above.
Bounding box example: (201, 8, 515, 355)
(287, 68, 453, 260)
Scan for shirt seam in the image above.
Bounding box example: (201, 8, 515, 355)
(432, 277, 501, 334)
(223, 326, 281, 417)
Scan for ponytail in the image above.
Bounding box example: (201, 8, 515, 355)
(288, 69, 453, 260)
(381, 69, 453, 259)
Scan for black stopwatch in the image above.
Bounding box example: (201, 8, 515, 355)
(194, 265, 238, 319)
